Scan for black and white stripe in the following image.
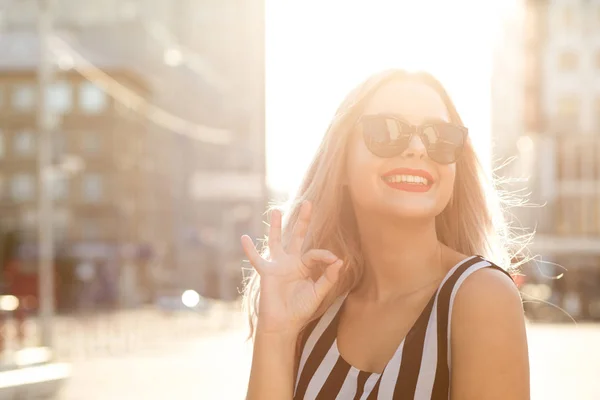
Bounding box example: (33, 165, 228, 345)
(293, 255, 513, 399)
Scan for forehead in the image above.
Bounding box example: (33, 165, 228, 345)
(361, 79, 450, 125)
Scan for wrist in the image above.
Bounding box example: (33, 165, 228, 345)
(255, 322, 302, 342)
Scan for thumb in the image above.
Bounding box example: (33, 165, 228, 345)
(313, 259, 344, 302)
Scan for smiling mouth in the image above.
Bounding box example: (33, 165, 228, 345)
(381, 174, 431, 186)
(381, 174, 433, 192)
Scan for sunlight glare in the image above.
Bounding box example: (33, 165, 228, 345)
(267, 0, 508, 197)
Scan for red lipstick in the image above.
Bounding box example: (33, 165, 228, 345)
(381, 168, 434, 193)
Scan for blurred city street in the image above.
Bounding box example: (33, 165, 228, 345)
(46, 308, 600, 400)
(56, 327, 252, 400)
(0, 1, 599, 399)
(54, 305, 251, 400)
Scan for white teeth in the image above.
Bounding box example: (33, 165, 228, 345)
(383, 175, 430, 185)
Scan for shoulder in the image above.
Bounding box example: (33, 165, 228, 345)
(449, 258, 530, 398)
(452, 257, 523, 324)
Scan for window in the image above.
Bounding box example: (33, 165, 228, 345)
(556, 137, 577, 180)
(13, 130, 35, 156)
(52, 176, 68, 200)
(79, 82, 107, 114)
(558, 51, 578, 71)
(557, 196, 580, 235)
(581, 196, 597, 235)
(10, 173, 35, 201)
(557, 95, 580, 126)
(82, 174, 103, 202)
(81, 131, 102, 153)
(46, 80, 73, 113)
(11, 82, 36, 111)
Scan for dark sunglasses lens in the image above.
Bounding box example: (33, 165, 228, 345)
(422, 124, 465, 164)
(362, 118, 411, 158)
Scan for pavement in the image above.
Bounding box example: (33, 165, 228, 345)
(51, 302, 241, 361)
(57, 330, 252, 400)
(60, 320, 600, 400)
(0, 301, 242, 399)
(528, 323, 600, 400)
(1, 307, 599, 399)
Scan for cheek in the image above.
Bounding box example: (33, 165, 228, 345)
(437, 164, 457, 198)
(345, 135, 383, 192)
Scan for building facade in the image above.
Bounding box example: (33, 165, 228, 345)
(0, 0, 266, 307)
(493, 0, 600, 320)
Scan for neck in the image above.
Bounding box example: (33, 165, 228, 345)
(353, 209, 446, 303)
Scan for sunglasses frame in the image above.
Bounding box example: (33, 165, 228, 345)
(356, 114, 469, 164)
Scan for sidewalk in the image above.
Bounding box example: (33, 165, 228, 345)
(2, 301, 242, 361)
(60, 322, 600, 400)
(57, 330, 252, 400)
(53, 302, 243, 361)
(0, 301, 245, 399)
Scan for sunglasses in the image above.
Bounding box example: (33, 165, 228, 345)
(356, 114, 468, 164)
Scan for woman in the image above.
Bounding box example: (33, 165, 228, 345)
(242, 69, 530, 399)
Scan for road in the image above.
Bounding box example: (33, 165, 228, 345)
(52, 316, 600, 400)
(528, 323, 600, 400)
(57, 330, 251, 400)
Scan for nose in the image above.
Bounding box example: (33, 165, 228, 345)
(400, 134, 427, 159)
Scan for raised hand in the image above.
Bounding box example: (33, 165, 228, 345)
(241, 201, 344, 335)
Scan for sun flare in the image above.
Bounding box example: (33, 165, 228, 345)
(266, 0, 515, 197)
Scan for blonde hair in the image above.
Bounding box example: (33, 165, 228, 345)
(243, 69, 528, 342)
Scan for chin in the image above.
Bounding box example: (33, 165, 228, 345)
(385, 204, 441, 220)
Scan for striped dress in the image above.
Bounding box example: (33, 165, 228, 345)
(293, 255, 514, 399)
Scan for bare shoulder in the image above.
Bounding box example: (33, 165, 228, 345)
(450, 262, 530, 399)
(455, 263, 522, 309)
(452, 264, 525, 342)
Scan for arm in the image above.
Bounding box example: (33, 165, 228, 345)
(242, 203, 343, 399)
(246, 326, 298, 400)
(450, 268, 530, 400)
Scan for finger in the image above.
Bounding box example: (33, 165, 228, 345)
(268, 209, 283, 256)
(241, 235, 268, 275)
(313, 260, 344, 302)
(288, 200, 311, 255)
(300, 249, 338, 271)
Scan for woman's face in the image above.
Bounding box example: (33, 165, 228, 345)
(345, 79, 457, 219)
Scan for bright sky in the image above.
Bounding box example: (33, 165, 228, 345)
(266, 0, 512, 196)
